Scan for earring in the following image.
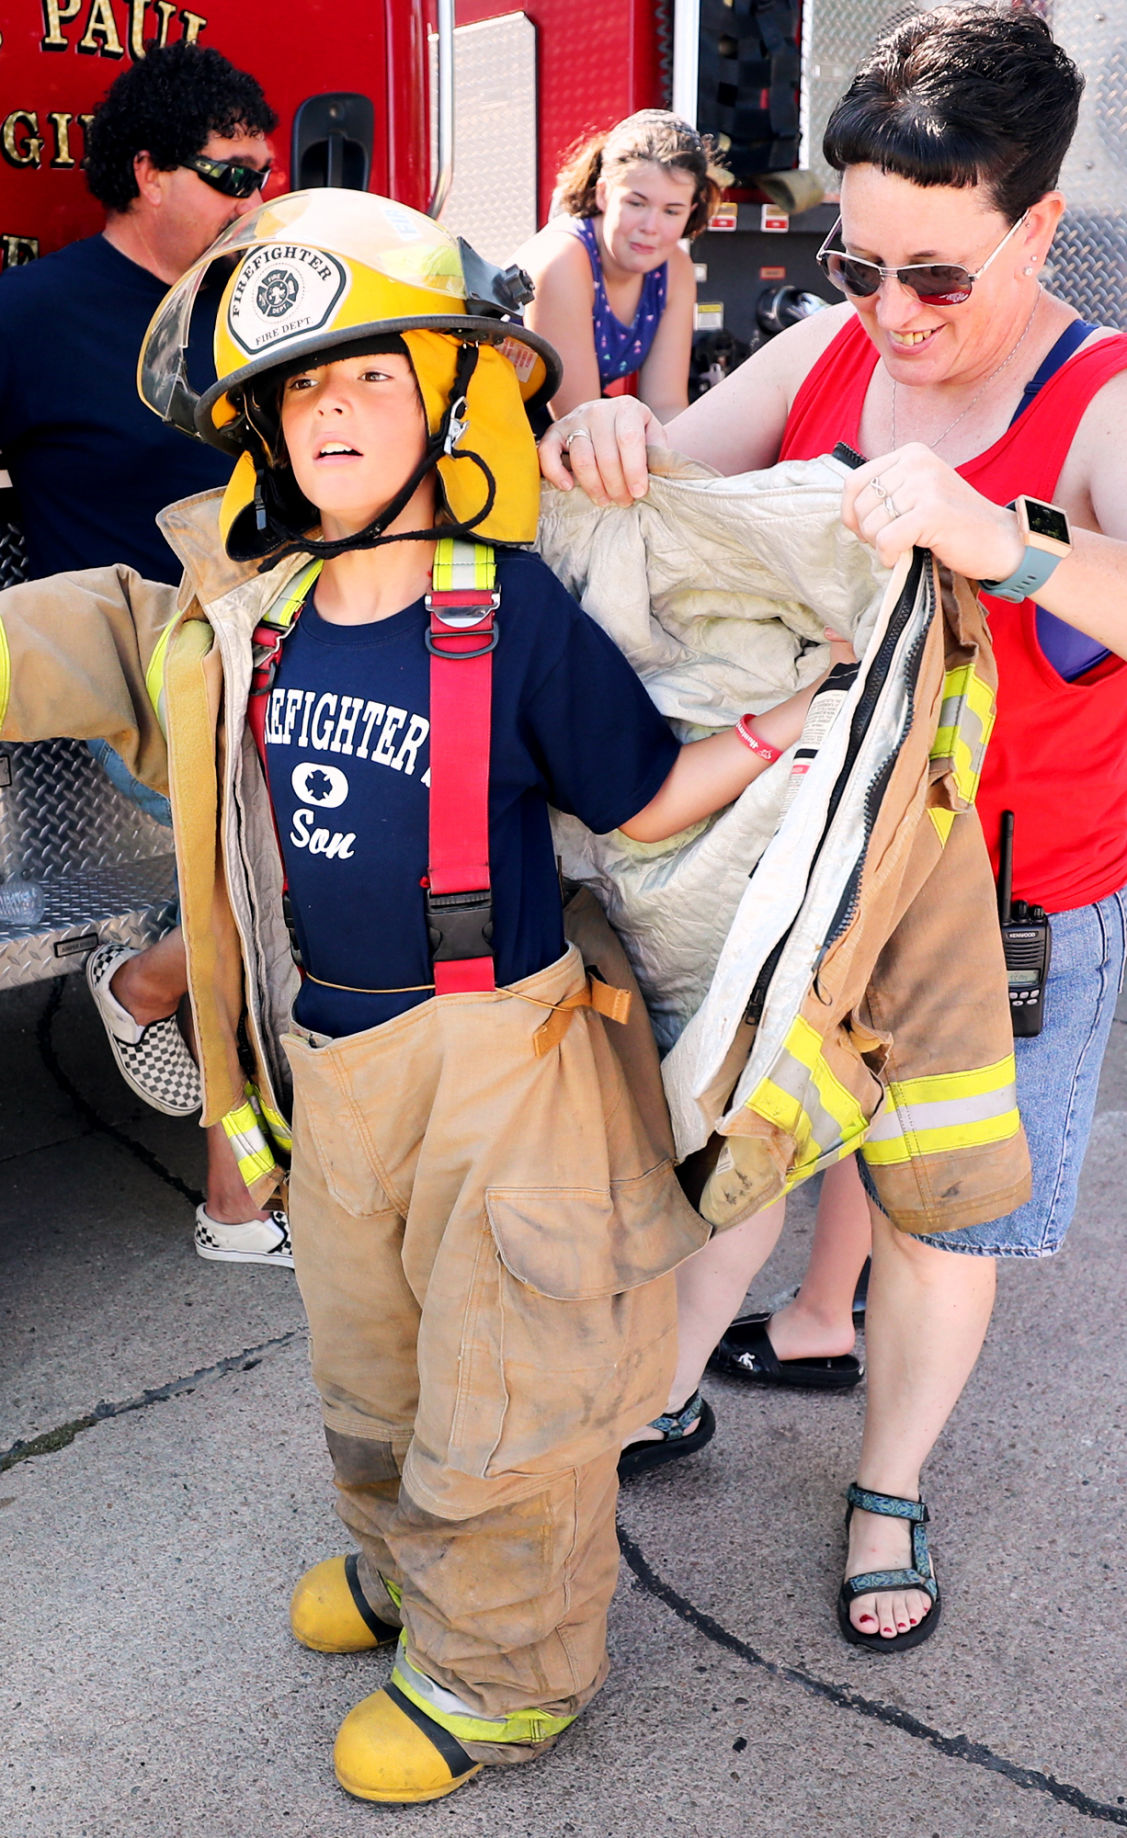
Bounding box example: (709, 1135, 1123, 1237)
(1023, 263, 1037, 276)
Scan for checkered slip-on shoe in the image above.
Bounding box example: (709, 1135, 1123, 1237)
(85, 942, 202, 1117)
(194, 1206, 294, 1268)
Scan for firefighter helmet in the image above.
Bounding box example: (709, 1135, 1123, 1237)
(137, 189, 562, 560)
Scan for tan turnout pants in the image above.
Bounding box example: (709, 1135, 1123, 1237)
(282, 891, 708, 1735)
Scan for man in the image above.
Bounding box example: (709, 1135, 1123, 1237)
(0, 42, 289, 1266)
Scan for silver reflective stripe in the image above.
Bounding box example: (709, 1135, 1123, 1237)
(864, 1081, 1017, 1143)
(756, 1054, 843, 1158)
(394, 1646, 509, 1730)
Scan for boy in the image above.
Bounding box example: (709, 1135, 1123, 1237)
(0, 191, 839, 1802)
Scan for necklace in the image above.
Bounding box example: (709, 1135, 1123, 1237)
(890, 292, 1041, 453)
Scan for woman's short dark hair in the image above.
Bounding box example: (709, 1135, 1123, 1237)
(823, 3, 1083, 222)
(84, 42, 277, 213)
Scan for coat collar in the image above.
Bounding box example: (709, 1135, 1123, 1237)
(156, 489, 318, 617)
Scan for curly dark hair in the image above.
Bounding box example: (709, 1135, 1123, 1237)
(84, 42, 277, 213)
(823, 4, 1083, 223)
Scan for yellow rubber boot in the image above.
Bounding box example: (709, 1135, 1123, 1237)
(289, 1554, 399, 1654)
(334, 1685, 483, 1803)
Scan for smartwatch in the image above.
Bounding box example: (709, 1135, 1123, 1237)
(980, 496, 1072, 603)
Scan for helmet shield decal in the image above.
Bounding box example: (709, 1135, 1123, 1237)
(226, 246, 350, 357)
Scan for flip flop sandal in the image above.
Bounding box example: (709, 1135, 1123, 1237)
(837, 1483, 941, 1654)
(617, 1389, 716, 1481)
(707, 1313, 863, 1391)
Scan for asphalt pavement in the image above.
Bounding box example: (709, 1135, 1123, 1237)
(3, 970, 1126, 1838)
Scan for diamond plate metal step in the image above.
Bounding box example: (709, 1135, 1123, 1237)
(0, 494, 177, 987)
(0, 860, 177, 990)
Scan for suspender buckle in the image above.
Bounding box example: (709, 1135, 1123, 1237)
(425, 888, 495, 961)
(424, 588, 501, 628)
(425, 587, 500, 659)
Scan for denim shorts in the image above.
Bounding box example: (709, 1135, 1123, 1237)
(901, 884, 1127, 1258)
(87, 738, 173, 829)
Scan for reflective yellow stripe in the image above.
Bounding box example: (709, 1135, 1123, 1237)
(431, 536, 496, 591)
(268, 559, 323, 630)
(258, 1096, 292, 1154)
(786, 1015, 870, 1136)
(928, 805, 955, 845)
(862, 1107, 1022, 1166)
(144, 617, 176, 735)
(885, 1054, 1016, 1107)
(220, 1097, 277, 1186)
(749, 1014, 873, 1181)
(861, 1053, 1021, 1166)
(0, 616, 10, 728)
(930, 662, 996, 804)
(391, 1651, 574, 1746)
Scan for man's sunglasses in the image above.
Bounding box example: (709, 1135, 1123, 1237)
(184, 152, 272, 200)
(815, 211, 1029, 307)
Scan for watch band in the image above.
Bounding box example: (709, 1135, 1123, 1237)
(981, 497, 1071, 603)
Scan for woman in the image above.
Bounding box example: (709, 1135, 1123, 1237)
(542, 3, 1127, 1651)
(515, 110, 721, 423)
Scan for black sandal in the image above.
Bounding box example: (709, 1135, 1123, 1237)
(708, 1314, 862, 1391)
(837, 1483, 941, 1653)
(617, 1389, 716, 1481)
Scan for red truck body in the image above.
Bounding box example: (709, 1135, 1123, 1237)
(0, 0, 434, 264)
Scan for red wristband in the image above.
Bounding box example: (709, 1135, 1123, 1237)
(734, 714, 783, 765)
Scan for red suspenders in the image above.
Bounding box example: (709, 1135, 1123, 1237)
(423, 540, 499, 993)
(245, 538, 499, 995)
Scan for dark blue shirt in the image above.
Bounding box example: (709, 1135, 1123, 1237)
(264, 549, 679, 1037)
(0, 236, 229, 584)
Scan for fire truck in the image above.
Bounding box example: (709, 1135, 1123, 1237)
(0, 0, 1123, 985)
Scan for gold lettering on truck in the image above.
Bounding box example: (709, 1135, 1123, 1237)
(41, 0, 83, 52)
(77, 0, 125, 55)
(128, 0, 150, 58)
(39, 0, 209, 56)
(46, 110, 79, 166)
(1, 112, 44, 168)
(152, 0, 179, 39)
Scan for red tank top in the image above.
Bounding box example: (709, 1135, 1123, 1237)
(781, 319, 1127, 912)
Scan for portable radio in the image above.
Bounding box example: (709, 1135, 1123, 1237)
(997, 810, 1051, 1037)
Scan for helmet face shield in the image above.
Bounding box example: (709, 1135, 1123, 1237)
(140, 189, 562, 559)
(138, 189, 559, 447)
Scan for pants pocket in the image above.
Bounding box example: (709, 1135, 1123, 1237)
(437, 1165, 688, 1478)
(283, 1032, 391, 1218)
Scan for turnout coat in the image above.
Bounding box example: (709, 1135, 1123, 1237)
(0, 452, 1030, 1236)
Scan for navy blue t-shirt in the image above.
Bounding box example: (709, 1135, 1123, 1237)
(0, 236, 229, 584)
(264, 550, 679, 1038)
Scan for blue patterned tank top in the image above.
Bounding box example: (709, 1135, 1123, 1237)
(565, 216, 668, 388)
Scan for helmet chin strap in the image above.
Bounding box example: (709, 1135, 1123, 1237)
(259, 342, 497, 571)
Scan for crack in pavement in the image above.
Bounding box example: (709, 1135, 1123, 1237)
(0, 1330, 304, 1471)
(36, 975, 205, 1209)
(617, 1524, 1127, 1827)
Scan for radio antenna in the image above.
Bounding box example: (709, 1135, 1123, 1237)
(997, 810, 1015, 925)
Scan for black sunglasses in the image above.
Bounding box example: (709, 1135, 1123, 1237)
(815, 212, 1028, 307)
(184, 152, 272, 200)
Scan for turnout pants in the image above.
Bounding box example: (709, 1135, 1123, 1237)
(282, 892, 708, 1742)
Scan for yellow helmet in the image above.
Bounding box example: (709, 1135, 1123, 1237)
(138, 189, 562, 561)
